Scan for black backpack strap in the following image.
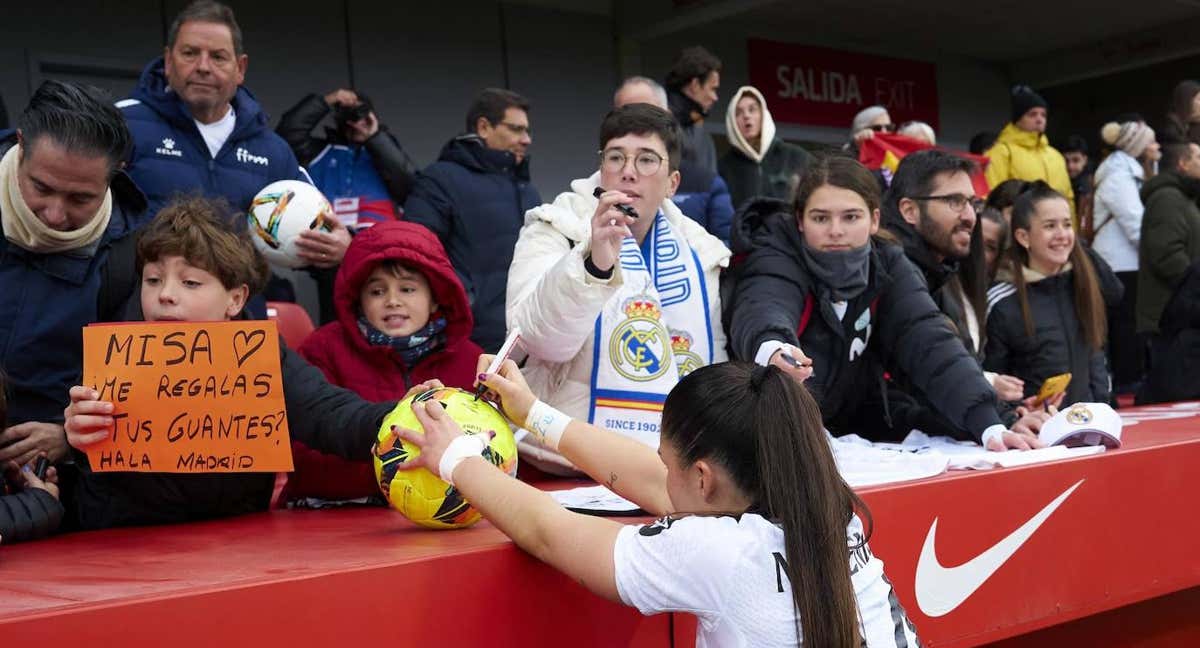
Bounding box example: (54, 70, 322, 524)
(97, 231, 139, 322)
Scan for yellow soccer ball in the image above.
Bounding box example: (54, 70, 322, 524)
(373, 387, 517, 529)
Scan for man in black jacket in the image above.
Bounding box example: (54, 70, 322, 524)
(0, 81, 148, 474)
(665, 46, 721, 176)
(403, 88, 541, 353)
(883, 151, 991, 361)
(1138, 258, 1200, 404)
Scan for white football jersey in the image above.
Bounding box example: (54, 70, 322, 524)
(613, 513, 920, 647)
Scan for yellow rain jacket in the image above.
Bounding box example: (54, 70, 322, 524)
(985, 123, 1075, 215)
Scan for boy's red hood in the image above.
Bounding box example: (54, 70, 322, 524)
(333, 221, 472, 354)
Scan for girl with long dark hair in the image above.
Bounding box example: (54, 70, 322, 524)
(985, 182, 1111, 405)
(392, 359, 919, 647)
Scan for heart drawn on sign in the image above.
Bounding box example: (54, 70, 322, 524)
(233, 329, 267, 368)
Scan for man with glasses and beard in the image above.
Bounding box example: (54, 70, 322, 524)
(404, 88, 541, 353)
(882, 150, 1036, 432)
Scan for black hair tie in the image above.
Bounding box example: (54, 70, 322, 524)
(750, 364, 772, 391)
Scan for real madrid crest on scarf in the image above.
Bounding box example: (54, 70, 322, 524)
(590, 211, 714, 448)
(611, 297, 672, 381)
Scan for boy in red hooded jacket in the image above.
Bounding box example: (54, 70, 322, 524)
(287, 221, 482, 502)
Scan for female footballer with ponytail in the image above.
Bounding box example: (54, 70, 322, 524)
(394, 360, 919, 647)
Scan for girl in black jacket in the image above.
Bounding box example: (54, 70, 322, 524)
(729, 156, 1024, 449)
(985, 182, 1111, 406)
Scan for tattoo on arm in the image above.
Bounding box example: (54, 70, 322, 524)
(606, 472, 618, 489)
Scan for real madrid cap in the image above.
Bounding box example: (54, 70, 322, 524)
(1039, 402, 1123, 449)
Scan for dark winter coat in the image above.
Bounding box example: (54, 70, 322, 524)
(1138, 259, 1200, 404)
(0, 134, 148, 427)
(880, 210, 977, 354)
(718, 138, 813, 210)
(118, 58, 305, 217)
(668, 89, 718, 175)
(403, 135, 541, 352)
(728, 199, 1003, 441)
(984, 268, 1111, 406)
(671, 159, 735, 245)
(289, 221, 482, 500)
(1137, 171, 1200, 333)
(0, 488, 63, 543)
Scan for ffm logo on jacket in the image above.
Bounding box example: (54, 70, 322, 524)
(588, 212, 714, 448)
(155, 138, 182, 158)
(236, 147, 269, 166)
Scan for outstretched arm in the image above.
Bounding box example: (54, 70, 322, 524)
(474, 356, 672, 516)
(393, 398, 623, 603)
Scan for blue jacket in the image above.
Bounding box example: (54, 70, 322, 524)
(276, 93, 417, 227)
(118, 58, 305, 216)
(403, 135, 541, 352)
(672, 173, 734, 246)
(0, 135, 148, 426)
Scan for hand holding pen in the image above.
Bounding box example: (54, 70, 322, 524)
(475, 327, 522, 401)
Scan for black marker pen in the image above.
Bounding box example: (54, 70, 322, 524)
(593, 187, 639, 220)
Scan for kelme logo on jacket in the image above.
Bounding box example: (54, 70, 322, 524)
(155, 137, 182, 158)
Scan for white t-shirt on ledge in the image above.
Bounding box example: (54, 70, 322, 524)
(613, 513, 919, 647)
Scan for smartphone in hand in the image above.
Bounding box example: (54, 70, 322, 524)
(1033, 373, 1071, 406)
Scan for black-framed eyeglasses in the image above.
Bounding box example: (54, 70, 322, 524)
(498, 121, 531, 136)
(910, 194, 984, 213)
(598, 148, 667, 176)
(869, 123, 897, 133)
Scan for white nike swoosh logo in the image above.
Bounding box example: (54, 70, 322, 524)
(914, 479, 1084, 617)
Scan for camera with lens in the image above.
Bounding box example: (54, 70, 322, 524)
(335, 102, 371, 125)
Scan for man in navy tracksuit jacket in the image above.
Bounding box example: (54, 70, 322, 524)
(116, 5, 348, 309)
(118, 57, 306, 218)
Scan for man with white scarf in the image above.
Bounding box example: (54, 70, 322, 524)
(507, 104, 730, 475)
(0, 81, 147, 471)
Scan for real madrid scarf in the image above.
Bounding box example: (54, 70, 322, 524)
(0, 145, 112, 254)
(588, 211, 714, 447)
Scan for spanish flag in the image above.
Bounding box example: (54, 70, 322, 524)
(858, 133, 991, 197)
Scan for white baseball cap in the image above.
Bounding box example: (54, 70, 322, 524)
(1039, 402, 1123, 449)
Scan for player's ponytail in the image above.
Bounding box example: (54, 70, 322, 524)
(661, 363, 864, 647)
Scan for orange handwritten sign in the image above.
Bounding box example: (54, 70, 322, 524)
(81, 321, 293, 473)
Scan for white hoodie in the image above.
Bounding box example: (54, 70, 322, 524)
(1092, 150, 1144, 272)
(724, 86, 776, 163)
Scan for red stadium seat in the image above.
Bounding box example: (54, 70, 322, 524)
(266, 301, 315, 350)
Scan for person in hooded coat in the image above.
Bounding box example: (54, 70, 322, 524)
(729, 156, 1035, 451)
(718, 86, 812, 210)
(288, 221, 482, 501)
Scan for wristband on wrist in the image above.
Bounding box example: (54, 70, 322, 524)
(438, 434, 489, 485)
(584, 254, 614, 280)
(524, 400, 571, 451)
